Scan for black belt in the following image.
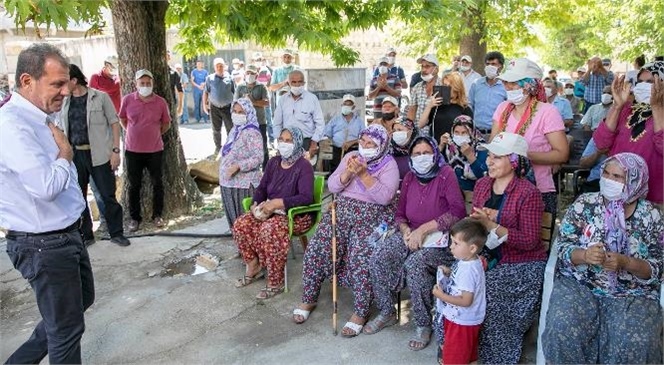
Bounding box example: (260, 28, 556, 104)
(6, 219, 81, 240)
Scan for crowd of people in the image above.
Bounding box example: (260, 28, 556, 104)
(0, 41, 662, 365)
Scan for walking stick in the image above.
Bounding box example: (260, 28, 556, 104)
(331, 200, 338, 336)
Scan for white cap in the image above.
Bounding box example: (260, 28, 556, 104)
(377, 56, 389, 65)
(342, 94, 355, 104)
(576, 66, 587, 73)
(252, 52, 263, 60)
(134, 69, 153, 80)
(479, 132, 529, 157)
(174, 63, 182, 69)
(104, 55, 118, 68)
(386, 47, 397, 55)
(382, 96, 399, 106)
(213, 58, 226, 66)
(417, 54, 439, 66)
(282, 49, 295, 56)
(498, 58, 543, 82)
(232, 58, 240, 64)
(460, 55, 472, 63)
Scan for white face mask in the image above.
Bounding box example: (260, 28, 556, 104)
(601, 94, 613, 105)
(545, 87, 554, 98)
(484, 65, 498, 79)
(277, 142, 294, 158)
(341, 105, 353, 116)
(506, 88, 527, 105)
(411, 154, 435, 174)
(290, 85, 304, 96)
(231, 113, 247, 126)
(138, 86, 153, 97)
(358, 146, 379, 159)
(378, 66, 388, 75)
(245, 74, 257, 84)
(459, 65, 471, 72)
(599, 177, 625, 201)
(633, 82, 652, 104)
(563, 88, 574, 96)
(392, 131, 409, 146)
(421, 73, 434, 82)
(453, 135, 471, 146)
(386, 56, 395, 64)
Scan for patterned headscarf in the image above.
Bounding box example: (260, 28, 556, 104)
(359, 124, 394, 174)
(279, 126, 305, 166)
(443, 115, 485, 181)
(628, 61, 664, 140)
(390, 117, 417, 156)
(516, 77, 547, 102)
(600, 153, 649, 256)
(221, 98, 260, 157)
(408, 135, 445, 184)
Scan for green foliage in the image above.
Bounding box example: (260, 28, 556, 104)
(3, 0, 106, 37)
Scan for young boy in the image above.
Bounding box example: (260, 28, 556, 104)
(432, 218, 487, 364)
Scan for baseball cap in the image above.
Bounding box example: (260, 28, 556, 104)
(252, 52, 263, 61)
(602, 58, 611, 65)
(174, 63, 182, 69)
(342, 94, 355, 104)
(576, 67, 587, 73)
(134, 69, 153, 80)
(377, 56, 389, 65)
(245, 65, 259, 74)
(213, 58, 226, 66)
(231, 58, 240, 64)
(460, 55, 472, 63)
(386, 47, 397, 55)
(382, 96, 398, 106)
(417, 54, 439, 66)
(104, 55, 118, 69)
(283, 49, 294, 56)
(498, 58, 543, 82)
(478, 132, 528, 157)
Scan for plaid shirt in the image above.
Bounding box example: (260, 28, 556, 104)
(472, 176, 546, 264)
(410, 78, 442, 132)
(582, 71, 614, 104)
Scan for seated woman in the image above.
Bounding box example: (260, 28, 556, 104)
(293, 124, 400, 337)
(365, 135, 466, 350)
(390, 117, 418, 180)
(468, 132, 546, 364)
(594, 61, 663, 206)
(543, 152, 663, 364)
(232, 127, 314, 300)
(439, 115, 488, 191)
(219, 98, 264, 232)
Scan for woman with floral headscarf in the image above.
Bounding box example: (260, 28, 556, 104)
(232, 126, 314, 300)
(364, 135, 465, 350)
(219, 98, 264, 231)
(390, 117, 418, 180)
(489, 58, 569, 214)
(593, 60, 664, 205)
(440, 115, 489, 190)
(543, 152, 663, 364)
(293, 124, 400, 337)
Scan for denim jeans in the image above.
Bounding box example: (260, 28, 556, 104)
(181, 90, 190, 123)
(5, 230, 95, 364)
(192, 88, 208, 122)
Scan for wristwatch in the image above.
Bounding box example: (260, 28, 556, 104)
(112, 147, 121, 154)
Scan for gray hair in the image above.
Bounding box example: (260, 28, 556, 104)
(288, 69, 305, 80)
(15, 43, 69, 87)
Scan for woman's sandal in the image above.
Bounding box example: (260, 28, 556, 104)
(408, 326, 432, 351)
(341, 321, 364, 338)
(292, 305, 316, 324)
(255, 285, 284, 300)
(234, 271, 264, 288)
(363, 314, 398, 335)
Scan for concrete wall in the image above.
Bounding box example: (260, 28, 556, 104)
(304, 68, 366, 124)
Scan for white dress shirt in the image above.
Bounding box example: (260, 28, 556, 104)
(272, 90, 325, 142)
(0, 92, 85, 233)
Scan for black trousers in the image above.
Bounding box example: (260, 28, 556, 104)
(5, 230, 95, 364)
(125, 150, 164, 222)
(330, 145, 358, 173)
(259, 124, 269, 170)
(73, 149, 124, 239)
(210, 104, 232, 151)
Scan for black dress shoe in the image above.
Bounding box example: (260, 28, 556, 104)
(110, 235, 131, 247)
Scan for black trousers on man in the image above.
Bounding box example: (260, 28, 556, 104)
(259, 124, 269, 170)
(125, 150, 164, 222)
(210, 104, 232, 153)
(5, 228, 95, 364)
(73, 149, 124, 240)
(330, 145, 358, 173)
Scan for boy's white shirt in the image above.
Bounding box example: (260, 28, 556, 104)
(439, 258, 486, 326)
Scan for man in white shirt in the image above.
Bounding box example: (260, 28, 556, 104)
(0, 43, 94, 365)
(459, 55, 482, 95)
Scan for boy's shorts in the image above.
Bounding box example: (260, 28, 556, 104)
(441, 318, 482, 364)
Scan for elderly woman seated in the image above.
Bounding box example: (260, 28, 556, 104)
(439, 115, 489, 191)
(293, 124, 400, 338)
(364, 135, 466, 350)
(543, 152, 663, 364)
(389, 117, 418, 180)
(232, 127, 314, 300)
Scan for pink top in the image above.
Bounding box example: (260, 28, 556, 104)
(594, 103, 663, 204)
(218, 128, 263, 189)
(119, 92, 171, 153)
(493, 101, 565, 193)
(328, 151, 399, 206)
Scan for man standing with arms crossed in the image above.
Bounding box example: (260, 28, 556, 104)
(0, 43, 94, 364)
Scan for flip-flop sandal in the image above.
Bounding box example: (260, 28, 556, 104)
(292, 307, 313, 324)
(363, 314, 398, 335)
(408, 326, 432, 351)
(255, 285, 284, 300)
(341, 321, 364, 338)
(234, 271, 264, 288)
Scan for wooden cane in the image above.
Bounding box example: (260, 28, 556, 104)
(331, 200, 338, 336)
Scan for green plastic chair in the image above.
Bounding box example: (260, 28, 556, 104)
(241, 174, 325, 292)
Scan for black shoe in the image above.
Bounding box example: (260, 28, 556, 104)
(110, 235, 131, 247)
(84, 238, 96, 247)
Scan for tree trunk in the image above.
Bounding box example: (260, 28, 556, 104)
(459, 1, 487, 75)
(111, 0, 201, 220)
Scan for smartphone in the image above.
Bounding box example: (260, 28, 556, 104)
(433, 85, 451, 105)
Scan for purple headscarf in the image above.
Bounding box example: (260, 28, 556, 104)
(408, 135, 445, 183)
(359, 124, 394, 174)
(221, 98, 260, 157)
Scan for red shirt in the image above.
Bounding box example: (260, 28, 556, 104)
(90, 70, 121, 112)
(119, 92, 171, 153)
(472, 176, 546, 264)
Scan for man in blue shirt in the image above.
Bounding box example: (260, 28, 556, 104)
(323, 94, 364, 172)
(545, 78, 573, 130)
(191, 60, 209, 123)
(581, 57, 614, 113)
(468, 51, 507, 136)
(372, 47, 407, 89)
(203, 58, 235, 156)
